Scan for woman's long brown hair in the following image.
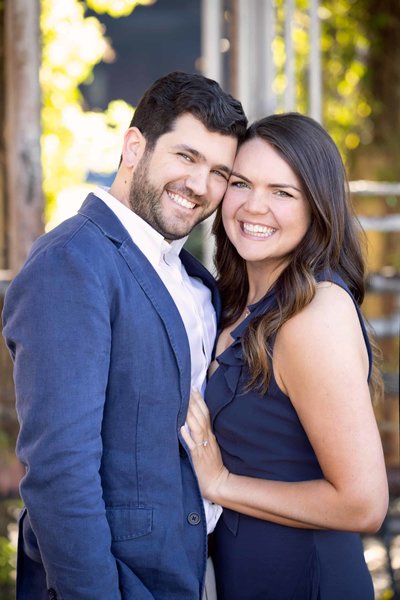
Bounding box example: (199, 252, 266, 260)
(213, 113, 382, 401)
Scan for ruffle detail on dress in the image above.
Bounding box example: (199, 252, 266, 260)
(221, 508, 239, 537)
(207, 288, 276, 424)
(217, 337, 244, 392)
(206, 337, 244, 425)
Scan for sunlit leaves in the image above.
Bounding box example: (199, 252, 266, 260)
(273, 0, 373, 162)
(319, 1, 374, 156)
(86, 0, 156, 17)
(41, 0, 137, 220)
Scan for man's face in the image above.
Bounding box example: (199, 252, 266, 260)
(129, 113, 238, 240)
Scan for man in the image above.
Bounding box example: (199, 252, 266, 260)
(3, 71, 247, 599)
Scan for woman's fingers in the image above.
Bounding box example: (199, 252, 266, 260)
(180, 424, 195, 449)
(190, 388, 212, 423)
(185, 402, 205, 435)
(186, 390, 209, 438)
(180, 390, 228, 502)
(180, 423, 210, 450)
(182, 389, 213, 448)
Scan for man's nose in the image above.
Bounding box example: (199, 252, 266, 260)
(185, 168, 208, 197)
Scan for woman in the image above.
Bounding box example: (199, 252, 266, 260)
(181, 113, 388, 599)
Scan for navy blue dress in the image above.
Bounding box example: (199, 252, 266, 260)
(206, 273, 374, 599)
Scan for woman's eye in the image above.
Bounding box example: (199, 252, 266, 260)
(230, 180, 249, 189)
(275, 189, 293, 198)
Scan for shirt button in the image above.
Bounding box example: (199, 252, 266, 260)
(187, 512, 201, 525)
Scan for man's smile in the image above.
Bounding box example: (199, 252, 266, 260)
(167, 190, 196, 210)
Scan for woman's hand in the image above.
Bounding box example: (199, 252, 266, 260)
(181, 389, 229, 502)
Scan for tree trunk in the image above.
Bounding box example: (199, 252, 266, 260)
(1, 0, 44, 498)
(4, 0, 44, 275)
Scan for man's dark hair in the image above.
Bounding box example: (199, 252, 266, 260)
(130, 71, 247, 149)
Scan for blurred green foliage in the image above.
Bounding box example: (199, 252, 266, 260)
(0, 536, 14, 589)
(0, 500, 20, 600)
(274, 0, 374, 160)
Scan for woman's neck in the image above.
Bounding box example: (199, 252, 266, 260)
(245, 259, 287, 305)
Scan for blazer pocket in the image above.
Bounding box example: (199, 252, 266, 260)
(106, 506, 153, 542)
(21, 507, 42, 563)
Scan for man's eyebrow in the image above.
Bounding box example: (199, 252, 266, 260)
(173, 144, 232, 176)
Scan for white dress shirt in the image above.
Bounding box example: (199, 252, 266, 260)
(94, 187, 222, 532)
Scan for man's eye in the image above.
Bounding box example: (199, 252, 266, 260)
(178, 153, 193, 162)
(212, 170, 228, 181)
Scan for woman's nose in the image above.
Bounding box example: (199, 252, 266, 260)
(244, 190, 270, 214)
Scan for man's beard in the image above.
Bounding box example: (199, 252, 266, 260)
(128, 152, 170, 237)
(128, 153, 213, 241)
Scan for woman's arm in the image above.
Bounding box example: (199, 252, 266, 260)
(181, 398, 328, 530)
(182, 284, 388, 533)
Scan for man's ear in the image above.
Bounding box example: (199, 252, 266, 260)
(121, 127, 147, 168)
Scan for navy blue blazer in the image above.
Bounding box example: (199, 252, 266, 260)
(3, 194, 220, 599)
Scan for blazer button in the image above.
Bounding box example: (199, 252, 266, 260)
(187, 512, 201, 525)
(48, 589, 57, 599)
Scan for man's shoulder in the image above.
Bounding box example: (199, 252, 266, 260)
(25, 212, 94, 264)
(29, 192, 123, 259)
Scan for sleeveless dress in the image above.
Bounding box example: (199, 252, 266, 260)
(206, 272, 374, 600)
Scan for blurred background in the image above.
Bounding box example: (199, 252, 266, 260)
(0, 0, 399, 598)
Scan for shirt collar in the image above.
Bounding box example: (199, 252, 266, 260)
(94, 186, 188, 269)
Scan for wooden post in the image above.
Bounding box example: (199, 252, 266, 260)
(4, 0, 44, 275)
(1, 0, 43, 498)
(0, 3, 6, 270)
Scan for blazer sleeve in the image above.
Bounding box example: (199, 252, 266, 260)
(3, 245, 121, 598)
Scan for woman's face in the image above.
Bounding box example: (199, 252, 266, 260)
(222, 137, 311, 275)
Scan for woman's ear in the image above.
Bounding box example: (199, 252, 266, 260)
(121, 127, 146, 168)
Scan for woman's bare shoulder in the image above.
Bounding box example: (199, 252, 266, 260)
(279, 281, 359, 341)
(273, 281, 369, 402)
(273, 281, 367, 384)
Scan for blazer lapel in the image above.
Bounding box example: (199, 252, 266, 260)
(78, 194, 191, 401)
(180, 248, 221, 321)
(119, 238, 191, 397)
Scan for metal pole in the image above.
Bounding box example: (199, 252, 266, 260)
(236, 0, 253, 119)
(201, 0, 223, 84)
(250, 0, 276, 119)
(309, 0, 322, 122)
(257, 0, 276, 117)
(201, 0, 224, 271)
(284, 0, 295, 111)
